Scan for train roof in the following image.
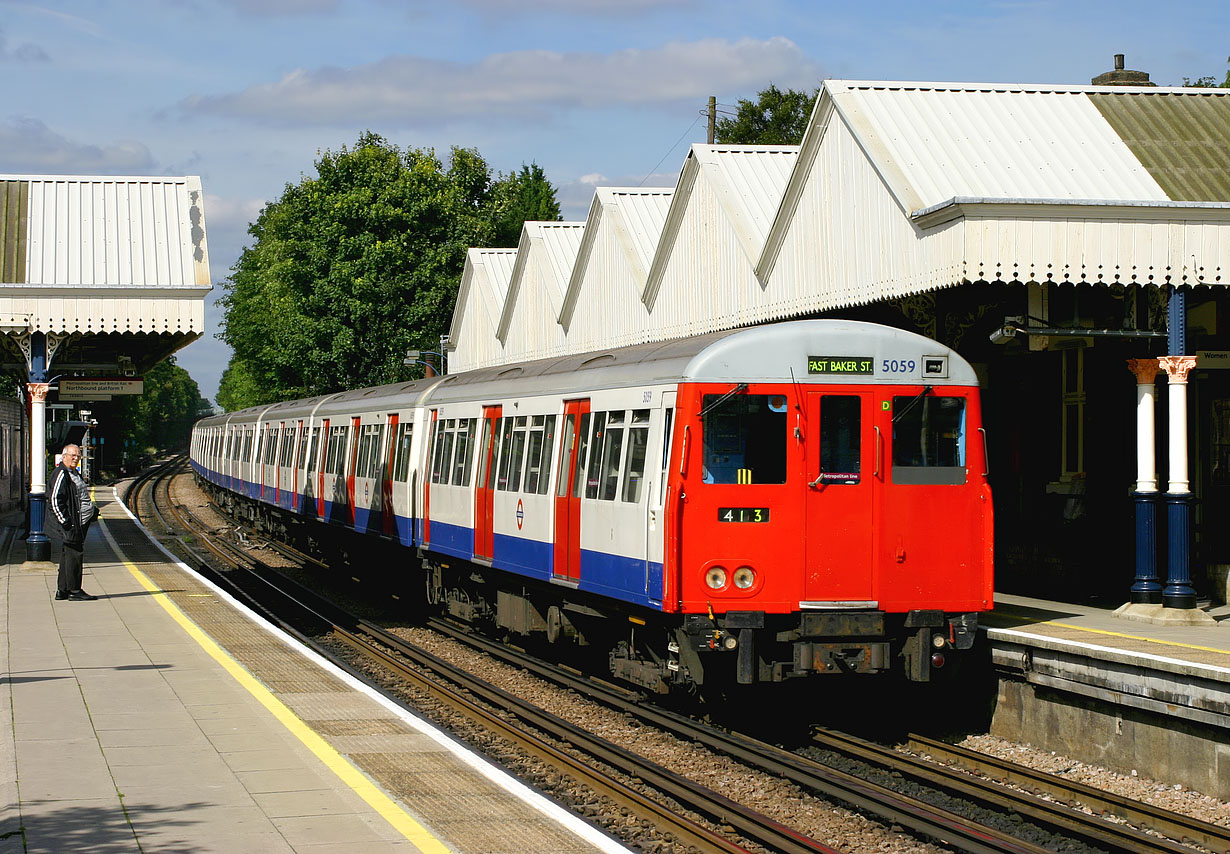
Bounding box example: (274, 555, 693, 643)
(198, 320, 977, 428)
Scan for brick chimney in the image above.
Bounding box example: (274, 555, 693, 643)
(1092, 54, 1155, 86)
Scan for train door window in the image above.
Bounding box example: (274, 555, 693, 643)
(429, 419, 447, 484)
(582, 412, 607, 499)
(479, 416, 499, 490)
(496, 417, 517, 490)
(701, 393, 787, 484)
(622, 410, 651, 502)
(357, 430, 372, 478)
(659, 408, 674, 506)
(891, 395, 966, 485)
(506, 417, 529, 492)
(265, 428, 278, 465)
(450, 419, 472, 485)
(297, 426, 309, 469)
(599, 411, 625, 501)
(572, 413, 593, 498)
(371, 424, 386, 477)
(281, 428, 295, 467)
(393, 422, 414, 482)
(439, 420, 457, 484)
(558, 414, 577, 498)
(819, 396, 861, 484)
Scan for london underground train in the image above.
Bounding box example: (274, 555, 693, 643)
(191, 320, 993, 691)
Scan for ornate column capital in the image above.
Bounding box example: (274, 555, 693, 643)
(1158, 355, 1198, 384)
(1126, 358, 1159, 384)
(26, 382, 49, 403)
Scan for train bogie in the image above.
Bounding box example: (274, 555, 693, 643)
(193, 320, 993, 693)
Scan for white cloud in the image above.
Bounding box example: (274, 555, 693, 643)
(0, 27, 49, 62)
(180, 38, 823, 127)
(0, 117, 154, 173)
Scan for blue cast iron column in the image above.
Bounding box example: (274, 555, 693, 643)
(26, 332, 51, 562)
(1161, 285, 1198, 609)
(1127, 358, 1161, 604)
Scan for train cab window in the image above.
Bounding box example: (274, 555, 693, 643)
(452, 419, 476, 486)
(891, 395, 967, 485)
(819, 396, 861, 484)
(393, 422, 414, 482)
(622, 409, 650, 503)
(525, 415, 556, 494)
(701, 394, 786, 484)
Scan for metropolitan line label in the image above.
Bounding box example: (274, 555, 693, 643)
(807, 356, 873, 375)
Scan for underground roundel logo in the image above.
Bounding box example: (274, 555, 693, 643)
(516, 499, 525, 530)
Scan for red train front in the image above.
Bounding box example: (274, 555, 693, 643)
(655, 324, 992, 687)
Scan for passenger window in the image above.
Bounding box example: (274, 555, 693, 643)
(892, 394, 967, 485)
(429, 419, 446, 484)
(538, 415, 556, 495)
(439, 420, 457, 485)
(583, 412, 606, 499)
(496, 417, 516, 490)
(525, 415, 556, 495)
(600, 411, 625, 501)
(393, 422, 414, 482)
(701, 393, 786, 484)
(307, 427, 320, 474)
(506, 416, 528, 492)
(454, 419, 476, 486)
(819, 396, 861, 484)
(622, 410, 650, 503)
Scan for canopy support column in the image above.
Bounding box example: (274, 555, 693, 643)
(1127, 358, 1161, 604)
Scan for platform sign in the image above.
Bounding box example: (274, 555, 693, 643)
(59, 378, 143, 399)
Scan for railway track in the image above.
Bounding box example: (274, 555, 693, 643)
(132, 466, 1228, 854)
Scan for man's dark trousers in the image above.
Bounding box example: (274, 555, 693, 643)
(57, 540, 84, 596)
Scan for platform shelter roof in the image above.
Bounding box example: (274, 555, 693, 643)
(449, 247, 517, 372)
(559, 187, 673, 352)
(0, 174, 211, 376)
(759, 81, 1230, 306)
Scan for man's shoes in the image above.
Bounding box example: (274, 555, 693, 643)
(54, 591, 69, 600)
(67, 590, 98, 601)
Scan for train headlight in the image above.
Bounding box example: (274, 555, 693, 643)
(932, 633, 947, 649)
(732, 566, 756, 590)
(705, 566, 728, 590)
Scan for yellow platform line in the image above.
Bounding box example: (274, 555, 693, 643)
(987, 612, 1230, 656)
(97, 518, 449, 854)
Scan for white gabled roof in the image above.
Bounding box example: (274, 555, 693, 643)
(820, 81, 1174, 216)
(496, 222, 584, 343)
(450, 247, 516, 345)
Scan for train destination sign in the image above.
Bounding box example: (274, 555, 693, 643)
(718, 507, 770, 523)
(807, 356, 873, 375)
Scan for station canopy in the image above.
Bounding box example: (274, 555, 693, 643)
(0, 175, 211, 380)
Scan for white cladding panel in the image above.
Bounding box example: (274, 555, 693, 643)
(604, 188, 673, 271)
(0, 294, 206, 335)
(501, 244, 568, 363)
(566, 207, 653, 354)
(697, 145, 798, 253)
(829, 82, 1169, 212)
(646, 172, 764, 341)
(767, 114, 968, 310)
(451, 249, 515, 372)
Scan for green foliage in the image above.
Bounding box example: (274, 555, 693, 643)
(1183, 57, 1230, 87)
(217, 132, 560, 410)
(715, 84, 819, 145)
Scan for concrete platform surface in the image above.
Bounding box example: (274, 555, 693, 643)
(0, 490, 631, 854)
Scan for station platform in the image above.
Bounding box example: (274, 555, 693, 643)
(0, 490, 630, 854)
(983, 592, 1230, 799)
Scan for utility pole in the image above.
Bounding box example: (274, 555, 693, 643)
(707, 96, 716, 144)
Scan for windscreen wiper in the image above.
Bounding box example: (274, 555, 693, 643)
(699, 382, 748, 418)
(892, 385, 932, 423)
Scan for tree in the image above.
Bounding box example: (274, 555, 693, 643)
(217, 132, 560, 410)
(1184, 57, 1230, 87)
(714, 84, 819, 145)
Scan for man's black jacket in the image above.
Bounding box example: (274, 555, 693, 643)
(49, 463, 87, 546)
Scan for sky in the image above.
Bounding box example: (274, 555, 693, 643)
(1, 0, 1226, 405)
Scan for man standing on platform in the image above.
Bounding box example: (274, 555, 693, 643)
(49, 444, 99, 601)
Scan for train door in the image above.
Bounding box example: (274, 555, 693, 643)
(645, 393, 675, 604)
(553, 399, 590, 582)
(473, 405, 501, 561)
(803, 391, 876, 603)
